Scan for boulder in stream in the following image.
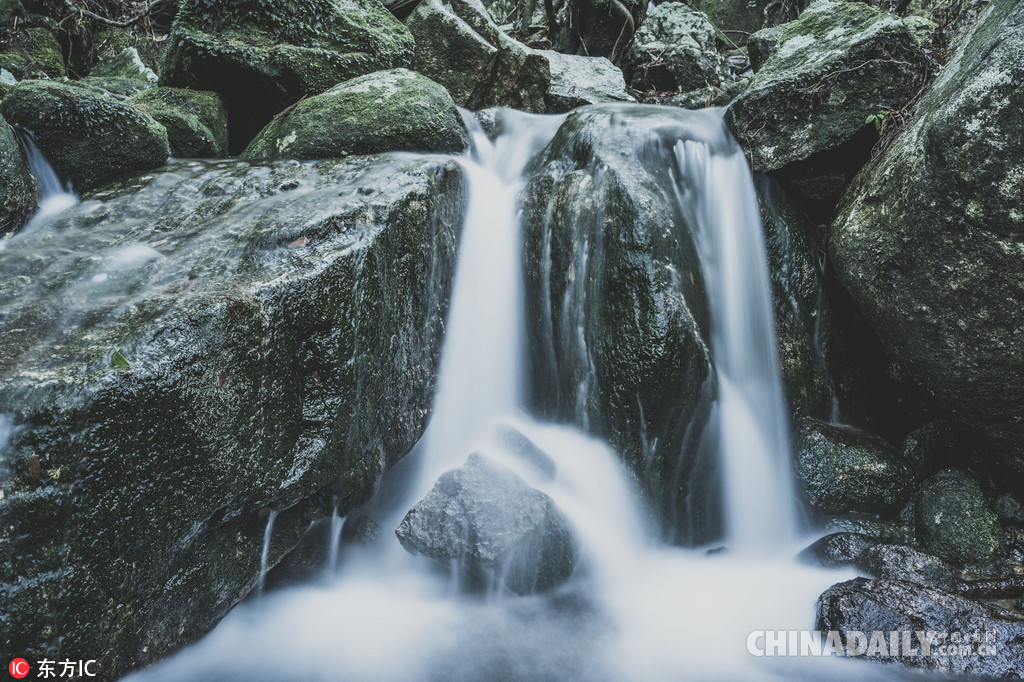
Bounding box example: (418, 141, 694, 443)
(629, 3, 729, 93)
(915, 469, 1001, 568)
(396, 453, 577, 594)
(0, 114, 36, 235)
(130, 87, 229, 158)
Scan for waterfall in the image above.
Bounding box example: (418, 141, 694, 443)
(674, 139, 799, 550)
(15, 130, 78, 234)
(257, 510, 278, 595)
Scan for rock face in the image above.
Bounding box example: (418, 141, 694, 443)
(130, 87, 229, 158)
(521, 105, 714, 542)
(798, 532, 876, 568)
(817, 578, 1024, 677)
(725, 0, 927, 180)
(830, 0, 1024, 485)
(555, 0, 647, 64)
(0, 155, 464, 678)
(406, 0, 550, 112)
(396, 453, 577, 594)
(795, 418, 913, 515)
(541, 51, 635, 112)
(856, 544, 957, 591)
(242, 69, 469, 160)
(161, 0, 415, 150)
(0, 115, 36, 235)
(91, 47, 159, 83)
(915, 469, 1001, 568)
(0, 80, 170, 192)
(629, 3, 728, 93)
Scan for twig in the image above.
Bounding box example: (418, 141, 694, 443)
(61, 0, 169, 29)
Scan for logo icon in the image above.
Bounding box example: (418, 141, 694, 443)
(8, 658, 30, 679)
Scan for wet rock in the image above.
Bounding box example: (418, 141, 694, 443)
(0, 114, 36, 235)
(406, 0, 550, 112)
(994, 494, 1024, 528)
(629, 3, 729, 93)
(74, 76, 155, 99)
(0, 80, 170, 192)
(856, 544, 957, 591)
(825, 513, 915, 545)
(161, 0, 415, 151)
(829, 0, 1024, 486)
(916, 469, 1001, 568)
(725, 0, 927, 184)
(795, 418, 914, 515)
(901, 421, 972, 478)
(495, 425, 557, 479)
(343, 514, 382, 545)
(817, 578, 1024, 676)
(242, 69, 468, 160)
(8, 26, 64, 78)
(0, 154, 465, 677)
(396, 453, 577, 594)
(541, 51, 634, 112)
(521, 105, 714, 542)
(798, 532, 876, 568)
(91, 47, 158, 84)
(130, 87, 229, 158)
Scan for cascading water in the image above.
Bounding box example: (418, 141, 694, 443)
(14, 130, 78, 233)
(129, 108, 900, 682)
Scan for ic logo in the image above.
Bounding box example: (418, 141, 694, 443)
(8, 658, 30, 679)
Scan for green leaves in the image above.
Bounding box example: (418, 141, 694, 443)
(866, 111, 889, 131)
(111, 348, 130, 368)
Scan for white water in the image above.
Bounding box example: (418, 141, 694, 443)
(129, 109, 892, 681)
(258, 510, 278, 595)
(15, 130, 78, 234)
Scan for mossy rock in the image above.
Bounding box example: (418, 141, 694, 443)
(0, 52, 27, 79)
(0, 113, 36, 235)
(0, 0, 27, 26)
(629, 3, 728, 93)
(795, 418, 914, 516)
(91, 47, 159, 83)
(0, 154, 464, 677)
(0, 80, 169, 191)
(242, 69, 467, 160)
(131, 87, 228, 158)
(725, 0, 927, 178)
(916, 469, 1002, 567)
(11, 26, 65, 78)
(161, 0, 415, 152)
(74, 76, 155, 98)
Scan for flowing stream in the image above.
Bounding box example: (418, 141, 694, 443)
(125, 109, 904, 681)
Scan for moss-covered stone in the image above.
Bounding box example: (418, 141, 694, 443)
(0, 52, 27, 79)
(795, 418, 914, 515)
(688, 0, 805, 38)
(161, 0, 415, 152)
(0, 154, 464, 678)
(830, 0, 1024, 485)
(521, 105, 714, 542)
(406, 0, 550, 112)
(242, 69, 468, 160)
(629, 3, 729, 93)
(0, 0, 27, 26)
(130, 87, 228, 158)
(725, 0, 927, 178)
(916, 469, 1001, 567)
(74, 76, 155, 98)
(0, 113, 36, 235)
(91, 46, 159, 83)
(12, 26, 64, 78)
(0, 79, 169, 191)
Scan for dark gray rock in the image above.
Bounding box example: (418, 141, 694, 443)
(829, 0, 1024, 487)
(916, 469, 1001, 568)
(90, 47, 159, 84)
(856, 544, 957, 591)
(629, 3, 729, 93)
(554, 0, 647, 64)
(129, 87, 229, 158)
(817, 578, 1024, 676)
(795, 418, 914, 515)
(0, 114, 35, 236)
(396, 453, 577, 594)
(541, 51, 634, 112)
(0, 154, 464, 678)
(798, 532, 876, 568)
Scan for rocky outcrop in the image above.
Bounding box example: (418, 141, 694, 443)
(91, 47, 159, 84)
(161, 0, 415, 151)
(629, 3, 729, 93)
(406, 0, 550, 112)
(396, 453, 577, 594)
(725, 0, 927, 195)
(242, 69, 468, 160)
(130, 87, 229, 158)
(0, 155, 464, 678)
(521, 105, 714, 542)
(0, 114, 36, 235)
(829, 0, 1024, 485)
(554, 0, 647, 64)
(856, 544, 957, 591)
(795, 418, 913, 515)
(915, 469, 1002, 568)
(798, 532, 876, 567)
(541, 51, 634, 112)
(817, 578, 1024, 677)
(0, 80, 170, 192)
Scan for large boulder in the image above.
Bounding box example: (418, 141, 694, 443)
(829, 0, 1024, 484)
(0, 80, 170, 192)
(129, 87, 229, 158)
(855, 543, 957, 591)
(242, 69, 468, 160)
(817, 578, 1024, 676)
(0, 114, 36, 235)
(396, 453, 577, 594)
(0, 154, 464, 678)
(541, 50, 635, 112)
(521, 105, 714, 542)
(915, 469, 1001, 568)
(725, 0, 927, 188)
(161, 0, 415, 151)
(795, 418, 914, 516)
(629, 3, 729, 93)
(7, 26, 64, 78)
(406, 0, 550, 112)
(687, 0, 804, 38)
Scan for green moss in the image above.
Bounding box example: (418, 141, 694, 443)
(15, 26, 65, 78)
(0, 52, 27, 79)
(916, 469, 1002, 567)
(130, 87, 228, 157)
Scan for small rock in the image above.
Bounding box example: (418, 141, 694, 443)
(798, 532, 875, 568)
(916, 469, 1001, 568)
(629, 3, 729, 93)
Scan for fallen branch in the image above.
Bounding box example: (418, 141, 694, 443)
(62, 0, 170, 29)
